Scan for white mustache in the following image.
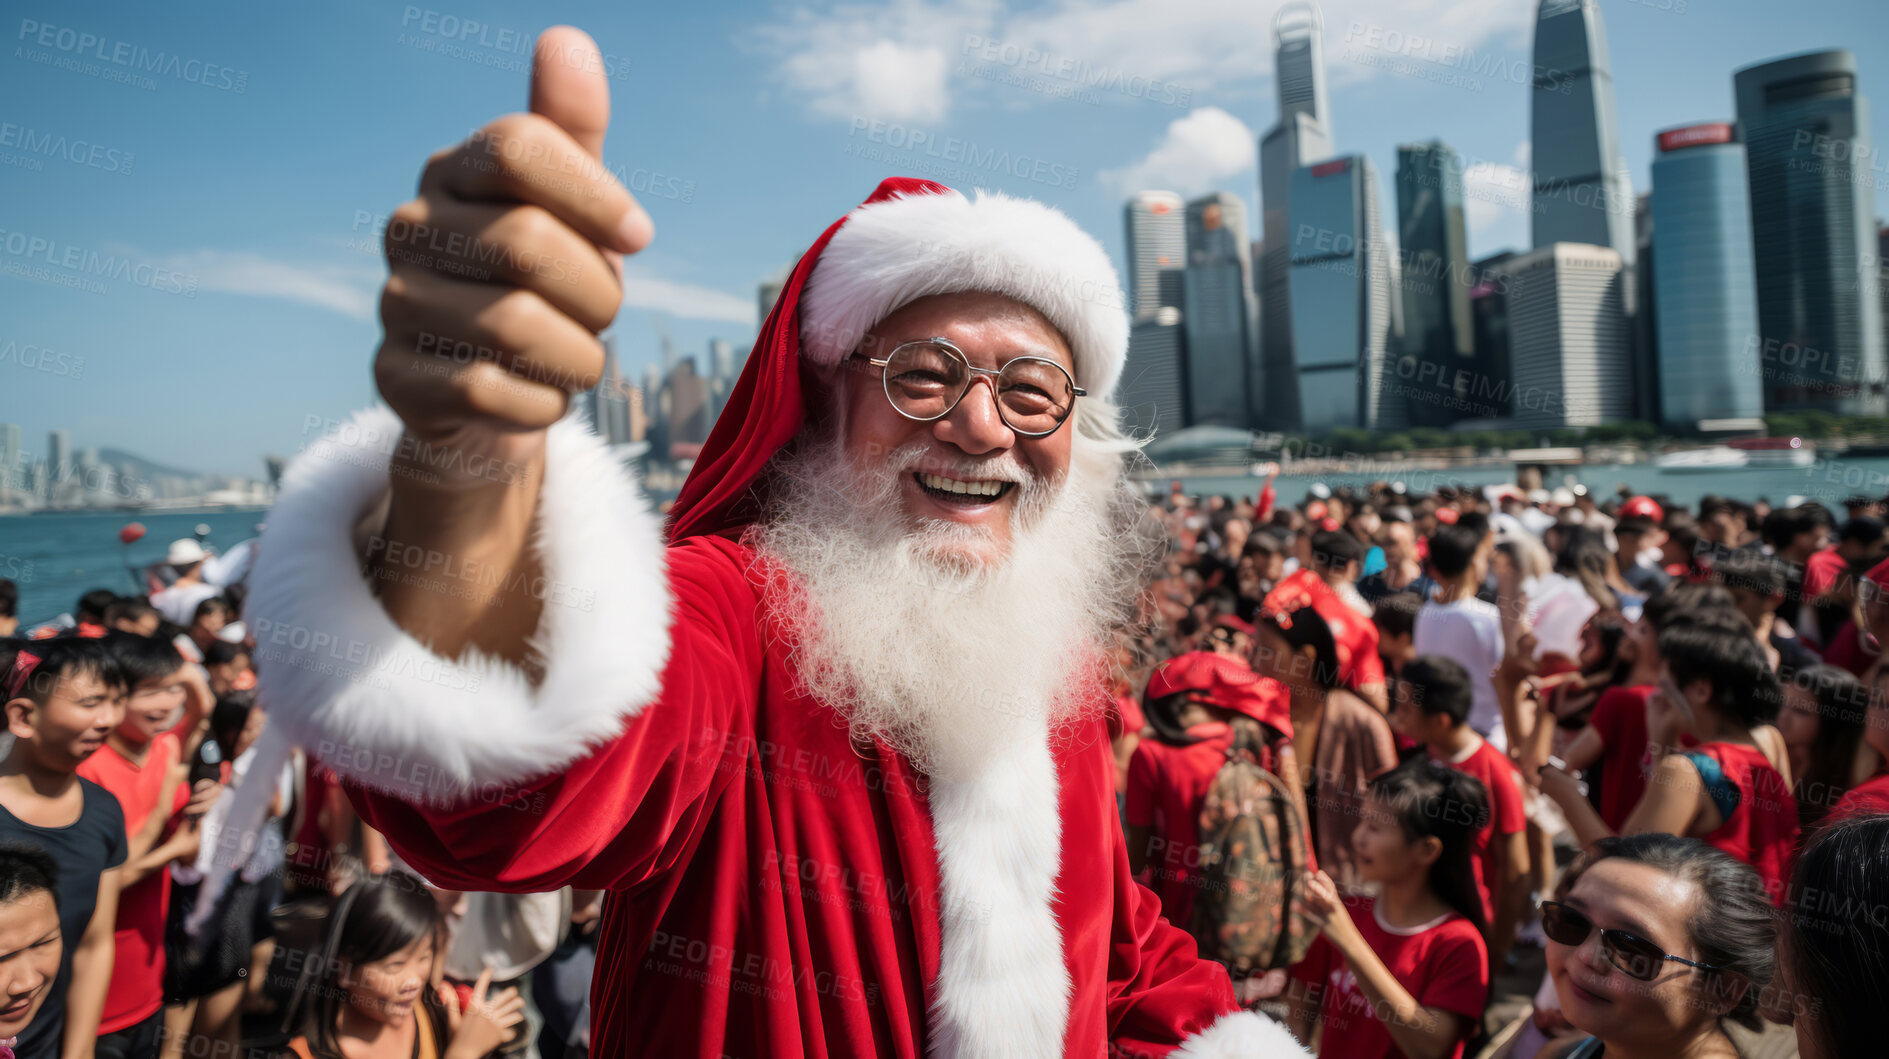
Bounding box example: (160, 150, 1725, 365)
(884, 443, 1036, 488)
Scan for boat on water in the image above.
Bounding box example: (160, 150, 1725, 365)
(1653, 435, 1815, 473)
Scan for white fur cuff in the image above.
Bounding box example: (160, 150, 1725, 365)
(246, 407, 671, 799)
(1171, 1010, 1312, 1058)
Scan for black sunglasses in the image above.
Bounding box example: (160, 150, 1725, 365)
(1539, 901, 1725, 982)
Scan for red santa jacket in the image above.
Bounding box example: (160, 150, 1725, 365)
(243, 408, 1308, 1059)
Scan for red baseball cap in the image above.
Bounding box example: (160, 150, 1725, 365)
(1145, 651, 1291, 737)
(1619, 495, 1664, 522)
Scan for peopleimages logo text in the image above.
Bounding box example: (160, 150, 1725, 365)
(15, 19, 249, 92)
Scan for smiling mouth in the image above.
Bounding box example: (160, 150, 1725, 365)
(915, 471, 1016, 505)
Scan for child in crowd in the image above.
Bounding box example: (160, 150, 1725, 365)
(1412, 514, 1509, 749)
(1539, 834, 1775, 1059)
(0, 846, 65, 1050)
(1775, 664, 1876, 829)
(76, 633, 220, 1058)
(1125, 651, 1295, 929)
(1541, 623, 1800, 904)
(201, 641, 254, 698)
(1286, 758, 1490, 1059)
(1248, 599, 1397, 891)
(1392, 656, 1530, 967)
(0, 637, 129, 1059)
(284, 872, 524, 1059)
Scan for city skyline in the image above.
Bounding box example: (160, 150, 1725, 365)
(3, 1, 1885, 473)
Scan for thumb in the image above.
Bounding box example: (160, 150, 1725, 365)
(529, 26, 611, 159)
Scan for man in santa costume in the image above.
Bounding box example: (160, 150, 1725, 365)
(239, 26, 1309, 1059)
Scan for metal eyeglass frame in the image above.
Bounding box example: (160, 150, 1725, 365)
(1538, 901, 1727, 981)
(849, 336, 1086, 439)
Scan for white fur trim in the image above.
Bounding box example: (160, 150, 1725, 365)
(801, 187, 1130, 399)
(1171, 1010, 1312, 1058)
(925, 728, 1071, 1058)
(245, 406, 670, 797)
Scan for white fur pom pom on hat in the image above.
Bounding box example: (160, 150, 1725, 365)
(799, 186, 1130, 400)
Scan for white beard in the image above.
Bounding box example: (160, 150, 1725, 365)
(749, 425, 1147, 780)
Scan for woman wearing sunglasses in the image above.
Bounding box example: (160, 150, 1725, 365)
(1537, 834, 1774, 1059)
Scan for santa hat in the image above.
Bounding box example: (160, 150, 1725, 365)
(668, 177, 1128, 541)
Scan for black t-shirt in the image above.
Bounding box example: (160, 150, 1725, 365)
(0, 777, 128, 1059)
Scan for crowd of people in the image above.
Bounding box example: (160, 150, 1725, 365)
(4, 471, 1889, 1057)
(1118, 470, 1889, 1058)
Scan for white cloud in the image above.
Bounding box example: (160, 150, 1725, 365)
(619, 268, 756, 326)
(753, 0, 1537, 124)
(160, 250, 381, 321)
(1101, 107, 1257, 198)
(751, 1, 995, 123)
(1462, 141, 1533, 255)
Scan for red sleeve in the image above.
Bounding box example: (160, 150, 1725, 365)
(349, 537, 764, 892)
(1414, 925, 1489, 1023)
(1103, 811, 1246, 1052)
(1256, 484, 1275, 523)
(1124, 744, 1158, 828)
(1589, 689, 1629, 746)
(1349, 621, 1385, 690)
(1289, 932, 1333, 994)
(1492, 756, 1526, 836)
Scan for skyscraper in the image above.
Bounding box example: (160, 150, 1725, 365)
(1735, 49, 1885, 414)
(1287, 156, 1398, 433)
(1181, 193, 1258, 427)
(1124, 191, 1186, 319)
(1121, 308, 1189, 436)
(1395, 141, 1474, 426)
(1256, 2, 1335, 432)
(1530, 0, 1633, 265)
(0, 424, 22, 502)
(1502, 244, 1632, 428)
(1649, 124, 1765, 429)
(1467, 252, 1517, 421)
(46, 429, 70, 504)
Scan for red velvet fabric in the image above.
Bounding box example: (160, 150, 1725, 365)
(352, 537, 1242, 1056)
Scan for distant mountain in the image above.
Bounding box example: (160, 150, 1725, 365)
(97, 448, 205, 482)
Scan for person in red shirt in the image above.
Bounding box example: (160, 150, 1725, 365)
(76, 634, 218, 1059)
(1828, 663, 1889, 820)
(1540, 624, 1799, 905)
(1391, 656, 1529, 966)
(1125, 651, 1292, 930)
(1285, 759, 1490, 1059)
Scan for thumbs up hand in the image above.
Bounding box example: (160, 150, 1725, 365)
(374, 26, 649, 462)
(363, 27, 648, 665)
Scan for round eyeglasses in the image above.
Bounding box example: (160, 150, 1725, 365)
(848, 337, 1086, 438)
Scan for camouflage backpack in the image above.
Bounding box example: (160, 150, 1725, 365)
(1187, 717, 1316, 976)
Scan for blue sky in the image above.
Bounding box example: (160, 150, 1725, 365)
(3, 0, 1884, 476)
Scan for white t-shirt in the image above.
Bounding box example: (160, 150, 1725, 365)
(1413, 594, 1508, 749)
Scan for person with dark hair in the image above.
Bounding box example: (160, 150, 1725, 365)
(1392, 656, 1530, 966)
(1824, 664, 1889, 818)
(1553, 525, 1627, 613)
(1713, 549, 1820, 681)
(1658, 510, 1711, 583)
(1249, 597, 1396, 891)
(0, 636, 129, 1059)
(1611, 517, 1671, 597)
(1776, 665, 1874, 830)
(1415, 514, 1510, 748)
(0, 845, 64, 1048)
(1760, 503, 1833, 632)
(72, 590, 118, 639)
(1542, 624, 1800, 904)
(1356, 520, 1434, 606)
(184, 598, 231, 656)
(1234, 533, 1286, 623)
(1370, 592, 1421, 682)
(1802, 515, 1888, 647)
(1125, 651, 1296, 928)
(1285, 758, 1490, 1059)
(1538, 834, 1776, 1059)
(1780, 813, 1889, 1059)
(78, 634, 219, 1058)
(200, 640, 253, 698)
(0, 581, 18, 639)
(283, 872, 523, 1059)
(101, 597, 160, 639)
